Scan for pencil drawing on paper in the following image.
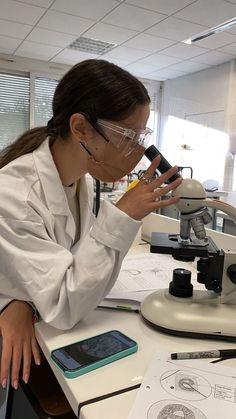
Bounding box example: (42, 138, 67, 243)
(127, 355, 236, 419)
(160, 370, 212, 401)
(147, 399, 207, 419)
(121, 269, 142, 276)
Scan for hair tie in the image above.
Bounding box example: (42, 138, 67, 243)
(46, 117, 54, 131)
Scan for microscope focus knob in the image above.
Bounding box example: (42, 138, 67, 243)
(227, 264, 236, 284)
(169, 268, 193, 298)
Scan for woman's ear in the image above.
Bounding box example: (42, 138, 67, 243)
(69, 113, 89, 139)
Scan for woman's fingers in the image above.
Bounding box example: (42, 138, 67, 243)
(1, 335, 40, 389)
(0, 339, 12, 389)
(11, 342, 23, 389)
(116, 158, 182, 221)
(145, 165, 180, 191)
(31, 335, 41, 366)
(160, 195, 180, 206)
(139, 155, 161, 184)
(0, 301, 39, 390)
(153, 177, 182, 199)
(22, 341, 32, 384)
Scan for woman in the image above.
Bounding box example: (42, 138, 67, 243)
(0, 59, 181, 390)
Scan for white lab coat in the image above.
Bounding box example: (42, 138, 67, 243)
(0, 139, 141, 329)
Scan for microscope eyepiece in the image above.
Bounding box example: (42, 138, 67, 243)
(144, 145, 180, 183)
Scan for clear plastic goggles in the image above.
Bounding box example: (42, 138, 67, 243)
(97, 118, 153, 156)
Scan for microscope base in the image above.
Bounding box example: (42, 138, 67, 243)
(141, 289, 236, 342)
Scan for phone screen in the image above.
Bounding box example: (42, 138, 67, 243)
(51, 330, 137, 372)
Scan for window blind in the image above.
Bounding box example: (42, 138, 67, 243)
(0, 73, 29, 150)
(34, 77, 58, 127)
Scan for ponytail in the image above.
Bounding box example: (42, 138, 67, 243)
(0, 127, 48, 169)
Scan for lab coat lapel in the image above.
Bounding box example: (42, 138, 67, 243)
(79, 175, 94, 239)
(33, 139, 76, 247)
(53, 213, 75, 248)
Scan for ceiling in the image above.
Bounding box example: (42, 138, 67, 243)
(1, 0, 236, 80)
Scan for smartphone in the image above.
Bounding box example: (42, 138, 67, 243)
(51, 330, 138, 378)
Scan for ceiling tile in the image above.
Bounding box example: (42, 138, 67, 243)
(26, 28, 77, 48)
(0, 0, 46, 25)
(104, 57, 133, 68)
(191, 50, 234, 65)
(14, 0, 54, 6)
(147, 68, 186, 79)
(52, 0, 119, 20)
(192, 31, 236, 49)
(38, 10, 95, 35)
(15, 40, 61, 60)
(125, 62, 161, 75)
(51, 49, 98, 65)
(0, 35, 22, 54)
(145, 73, 167, 81)
(83, 23, 138, 45)
(170, 60, 211, 72)
(161, 43, 208, 59)
(102, 45, 150, 61)
(175, 0, 236, 28)
(218, 42, 236, 54)
(140, 53, 181, 68)
(146, 17, 208, 42)
(125, 0, 195, 15)
(0, 19, 32, 39)
(122, 33, 175, 52)
(102, 3, 167, 31)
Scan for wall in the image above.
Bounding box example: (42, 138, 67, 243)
(159, 60, 236, 189)
(159, 61, 231, 138)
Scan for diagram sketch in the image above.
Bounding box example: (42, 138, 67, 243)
(147, 399, 207, 419)
(160, 369, 212, 401)
(127, 353, 236, 419)
(107, 252, 198, 297)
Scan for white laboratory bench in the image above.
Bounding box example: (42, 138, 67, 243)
(35, 298, 236, 419)
(34, 213, 236, 418)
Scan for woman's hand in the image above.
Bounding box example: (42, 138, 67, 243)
(115, 156, 182, 220)
(0, 301, 41, 389)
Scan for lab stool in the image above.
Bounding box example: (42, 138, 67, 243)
(8, 353, 77, 418)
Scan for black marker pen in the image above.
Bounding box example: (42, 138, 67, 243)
(171, 349, 236, 360)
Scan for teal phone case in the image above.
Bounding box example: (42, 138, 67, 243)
(51, 331, 138, 379)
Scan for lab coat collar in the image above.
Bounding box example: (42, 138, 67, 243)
(33, 138, 93, 243)
(33, 138, 69, 216)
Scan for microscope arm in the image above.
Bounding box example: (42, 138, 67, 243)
(200, 198, 236, 225)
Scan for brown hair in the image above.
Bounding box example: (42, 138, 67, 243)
(0, 59, 150, 168)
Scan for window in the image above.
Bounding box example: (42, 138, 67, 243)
(161, 115, 229, 187)
(0, 73, 29, 150)
(34, 77, 58, 127)
(0, 72, 60, 150)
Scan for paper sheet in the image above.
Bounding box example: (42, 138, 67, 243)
(128, 352, 236, 419)
(106, 253, 198, 302)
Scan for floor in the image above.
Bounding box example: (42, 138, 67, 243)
(8, 386, 38, 419)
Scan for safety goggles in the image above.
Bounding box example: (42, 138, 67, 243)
(96, 118, 153, 156)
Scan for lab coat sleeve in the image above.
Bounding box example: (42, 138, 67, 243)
(0, 200, 141, 330)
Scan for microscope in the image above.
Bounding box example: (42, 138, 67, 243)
(140, 146, 236, 341)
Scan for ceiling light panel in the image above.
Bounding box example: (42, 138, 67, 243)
(68, 36, 116, 55)
(183, 17, 236, 44)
